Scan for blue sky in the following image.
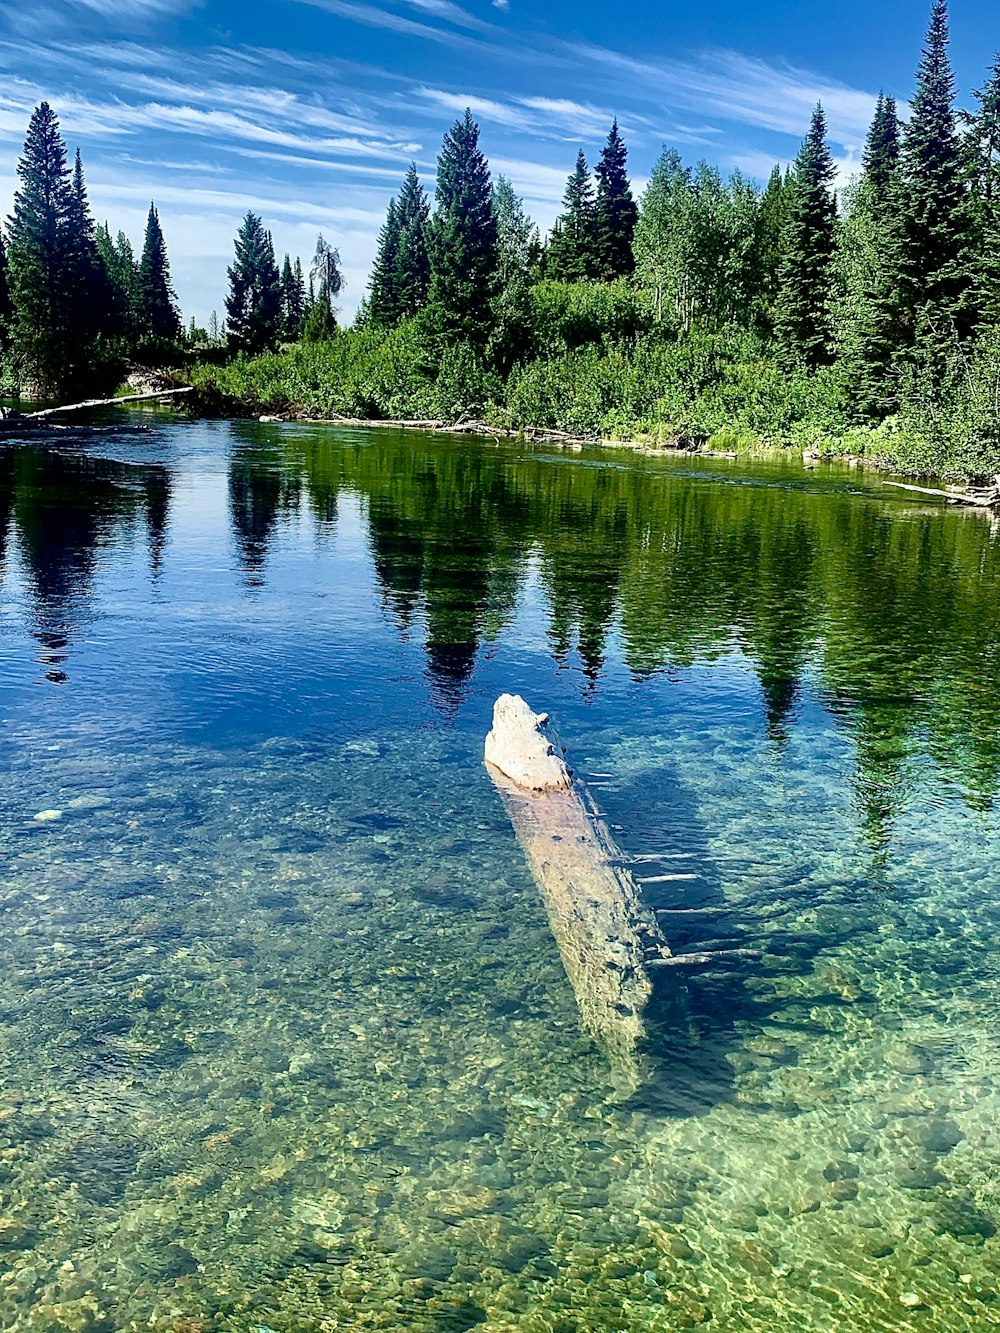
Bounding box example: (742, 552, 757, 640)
(0, 0, 994, 324)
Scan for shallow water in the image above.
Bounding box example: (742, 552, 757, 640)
(2, 417, 1000, 1331)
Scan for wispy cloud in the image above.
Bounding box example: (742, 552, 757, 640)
(568, 41, 879, 149)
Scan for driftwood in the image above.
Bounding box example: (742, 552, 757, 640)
(24, 387, 194, 420)
(883, 478, 1000, 508)
(484, 694, 671, 1094)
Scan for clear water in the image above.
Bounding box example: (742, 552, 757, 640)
(2, 417, 1000, 1331)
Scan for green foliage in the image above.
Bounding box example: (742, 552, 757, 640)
(776, 103, 838, 368)
(546, 151, 597, 283)
(368, 164, 432, 327)
(593, 120, 638, 280)
(7, 102, 81, 393)
(899, 0, 975, 362)
(225, 211, 282, 355)
(831, 97, 905, 416)
(426, 110, 498, 348)
(490, 176, 537, 372)
(140, 202, 182, 349)
(280, 254, 306, 340)
(964, 55, 1000, 327)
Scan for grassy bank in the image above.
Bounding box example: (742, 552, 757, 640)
(185, 287, 1000, 483)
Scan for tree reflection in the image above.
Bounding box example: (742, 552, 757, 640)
(6, 444, 172, 682)
(279, 428, 1000, 845)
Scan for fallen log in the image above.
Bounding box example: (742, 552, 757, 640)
(882, 479, 1000, 508)
(484, 693, 672, 1095)
(24, 387, 194, 419)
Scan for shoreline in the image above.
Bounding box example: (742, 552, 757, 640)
(235, 403, 1000, 511)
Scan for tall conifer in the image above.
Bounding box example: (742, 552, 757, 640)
(775, 103, 838, 368)
(7, 102, 79, 393)
(427, 110, 498, 346)
(594, 121, 638, 280)
(394, 163, 431, 319)
(68, 150, 112, 348)
(139, 203, 181, 346)
(832, 95, 906, 414)
(964, 55, 1000, 326)
(368, 197, 402, 325)
(547, 151, 597, 282)
(225, 212, 281, 354)
(899, 0, 974, 359)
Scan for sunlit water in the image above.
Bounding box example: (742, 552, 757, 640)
(2, 417, 1000, 1331)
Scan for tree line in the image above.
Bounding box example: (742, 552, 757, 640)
(352, 0, 1000, 418)
(0, 103, 348, 395)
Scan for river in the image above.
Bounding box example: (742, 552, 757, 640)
(1, 417, 999, 1330)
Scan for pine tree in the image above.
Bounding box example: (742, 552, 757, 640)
(280, 254, 306, 338)
(225, 211, 281, 354)
(394, 163, 431, 319)
(775, 103, 838, 368)
(593, 120, 638, 280)
(547, 151, 597, 282)
(368, 196, 402, 325)
(302, 279, 338, 342)
(899, 0, 974, 361)
(139, 203, 181, 347)
(832, 95, 906, 415)
(427, 110, 498, 346)
(964, 55, 1000, 327)
(67, 150, 112, 349)
(865, 93, 902, 197)
(7, 102, 79, 393)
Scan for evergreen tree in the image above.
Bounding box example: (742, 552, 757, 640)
(68, 150, 113, 349)
(757, 165, 795, 319)
(139, 203, 181, 346)
(899, 0, 974, 360)
(7, 102, 79, 393)
(368, 196, 402, 325)
(302, 279, 338, 342)
(832, 95, 906, 415)
(593, 120, 638, 280)
(865, 93, 902, 196)
(547, 151, 597, 282)
(393, 163, 431, 319)
(427, 109, 498, 346)
(280, 253, 305, 339)
(964, 55, 1000, 327)
(225, 211, 281, 354)
(490, 175, 537, 370)
(775, 103, 838, 368)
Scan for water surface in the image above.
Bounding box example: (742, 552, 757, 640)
(1, 418, 1000, 1331)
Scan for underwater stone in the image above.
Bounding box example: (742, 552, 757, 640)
(885, 1043, 934, 1075)
(909, 1118, 963, 1155)
(830, 1180, 859, 1202)
(896, 1161, 948, 1191)
(933, 1194, 997, 1241)
(823, 1161, 860, 1182)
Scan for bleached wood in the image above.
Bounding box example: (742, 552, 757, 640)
(24, 387, 194, 419)
(485, 694, 672, 1095)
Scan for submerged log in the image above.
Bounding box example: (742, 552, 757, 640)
(485, 694, 672, 1094)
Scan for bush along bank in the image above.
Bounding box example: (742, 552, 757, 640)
(184, 301, 1000, 485)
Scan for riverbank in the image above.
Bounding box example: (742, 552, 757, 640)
(177, 388, 1000, 511)
(180, 323, 1000, 489)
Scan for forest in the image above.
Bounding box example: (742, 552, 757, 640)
(3, 0, 1000, 480)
